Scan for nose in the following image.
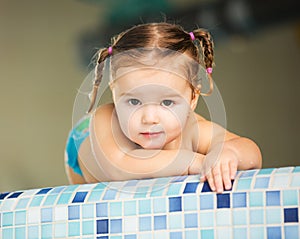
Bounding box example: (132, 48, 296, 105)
(141, 104, 159, 124)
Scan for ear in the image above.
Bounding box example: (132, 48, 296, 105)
(190, 92, 200, 111)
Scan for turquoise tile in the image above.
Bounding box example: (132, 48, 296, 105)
(88, 190, 104, 202)
(93, 183, 107, 190)
(199, 211, 214, 227)
(57, 193, 72, 205)
(15, 227, 26, 239)
(167, 183, 182, 196)
(293, 166, 300, 173)
(28, 226, 39, 239)
(82, 220, 94, 235)
(110, 202, 122, 217)
(168, 214, 183, 229)
(283, 190, 298, 206)
(291, 175, 300, 187)
(233, 227, 247, 239)
(153, 198, 166, 213)
(236, 178, 252, 190)
(1, 199, 14, 211)
(250, 227, 265, 239)
(63, 184, 79, 192)
(257, 168, 274, 175)
(250, 209, 264, 224)
(233, 209, 247, 225)
(54, 223, 66, 238)
(111, 236, 122, 239)
(139, 200, 151, 214)
(216, 210, 231, 226)
(254, 177, 270, 189)
(82, 204, 95, 218)
(2, 228, 13, 239)
(284, 225, 299, 239)
(266, 208, 281, 224)
(124, 200, 137, 216)
(249, 192, 264, 207)
(150, 186, 165, 197)
(43, 194, 58, 206)
(134, 187, 149, 198)
(29, 196, 44, 207)
(50, 186, 65, 194)
(41, 224, 52, 239)
(69, 221, 80, 237)
(183, 195, 198, 211)
(15, 198, 30, 209)
(2, 212, 13, 227)
(200, 229, 214, 239)
(15, 210, 26, 225)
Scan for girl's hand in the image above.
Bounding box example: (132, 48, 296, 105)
(201, 146, 238, 193)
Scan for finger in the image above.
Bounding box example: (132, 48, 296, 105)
(221, 162, 232, 190)
(212, 166, 223, 193)
(205, 171, 216, 192)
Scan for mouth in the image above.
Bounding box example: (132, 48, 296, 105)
(140, 131, 164, 139)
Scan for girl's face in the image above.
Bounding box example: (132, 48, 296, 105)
(111, 69, 198, 149)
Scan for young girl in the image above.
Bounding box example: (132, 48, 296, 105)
(65, 22, 262, 193)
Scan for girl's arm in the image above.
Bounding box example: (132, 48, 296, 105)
(190, 115, 262, 192)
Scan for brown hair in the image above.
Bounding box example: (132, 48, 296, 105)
(88, 22, 214, 113)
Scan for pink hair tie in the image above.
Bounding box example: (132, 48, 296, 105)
(206, 67, 213, 74)
(189, 32, 195, 41)
(108, 46, 113, 55)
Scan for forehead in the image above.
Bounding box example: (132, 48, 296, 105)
(112, 68, 190, 94)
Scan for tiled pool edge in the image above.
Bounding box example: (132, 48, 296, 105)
(1, 167, 299, 239)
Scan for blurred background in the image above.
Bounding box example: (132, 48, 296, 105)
(1, 0, 299, 192)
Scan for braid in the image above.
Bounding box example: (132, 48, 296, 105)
(192, 29, 214, 69)
(87, 47, 111, 113)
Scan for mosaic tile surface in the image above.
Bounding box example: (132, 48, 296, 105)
(0, 167, 299, 239)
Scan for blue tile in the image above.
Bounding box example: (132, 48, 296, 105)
(57, 193, 72, 205)
(96, 203, 108, 217)
(200, 194, 214, 210)
(254, 177, 270, 189)
(97, 236, 109, 239)
(43, 195, 58, 206)
(171, 175, 188, 183)
(183, 182, 199, 193)
(68, 205, 80, 220)
(139, 216, 151, 231)
(267, 227, 281, 239)
(110, 219, 122, 233)
(8, 192, 23, 199)
(0, 192, 10, 200)
(284, 208, 298, 223)
(266, 191, 281, 206)
(154, 215, 166, 230)
(239, 170, 257, 178)
(183, 195, 198, 211)
(72, 192, 88, 203)
(103, 189, 117, 200)
(169, 197, 182, 212)
(201, 182, 213, 192)
(41, 208, 53, 223)
(36, 188, 52, 195)
(170, 231, 182, 239)
(217, 193, 230, 208)
(232, 192, 247, 208)
(124, 201, 136, 216)
(125, 235, 136, 239)
(97, 219, 109, 234)
(184, 213, 198, 228)
(284, 225, 299, 239)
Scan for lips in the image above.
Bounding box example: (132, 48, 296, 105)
(140, 131, 164, 138)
